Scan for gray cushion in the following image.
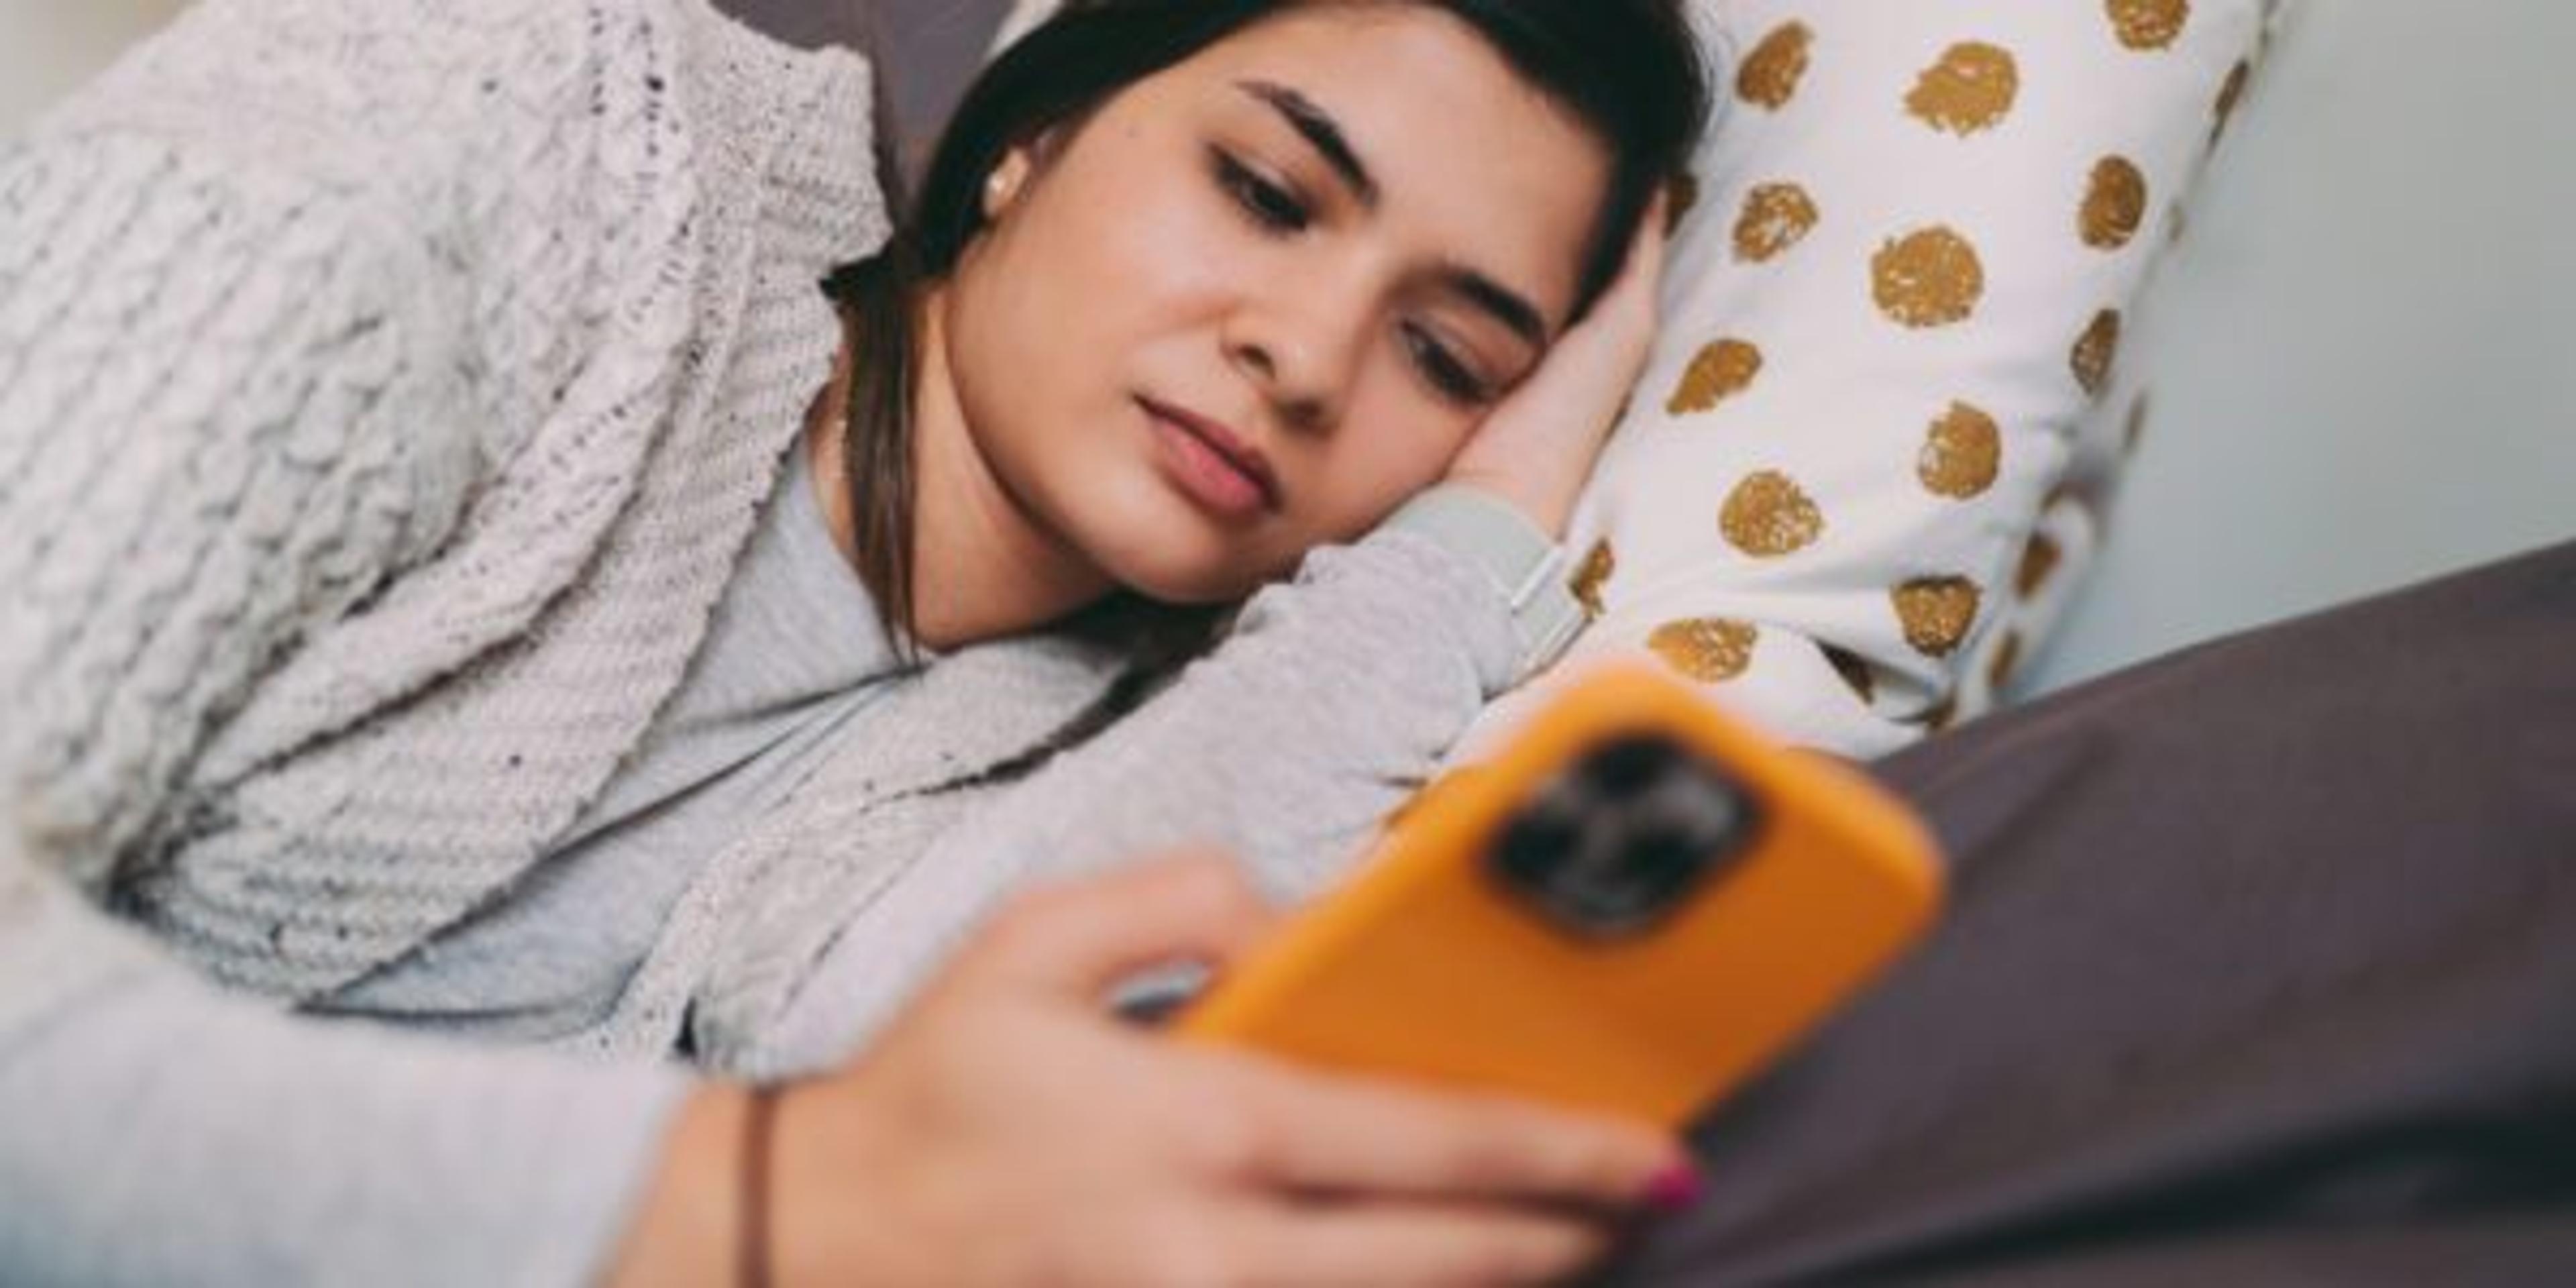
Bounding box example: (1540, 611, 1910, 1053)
(714, 0, 1013, 173)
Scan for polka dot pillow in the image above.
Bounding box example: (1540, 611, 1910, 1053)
(996, 0, 2290, 758)
(1549, 0, 2292, 757)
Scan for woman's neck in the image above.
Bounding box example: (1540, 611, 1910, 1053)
(807, 291, 1112, 652)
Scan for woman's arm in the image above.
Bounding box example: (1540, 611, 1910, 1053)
(747, 507, 1550, 1067)
(0, 874, 690, 1285)
(0, 117, 679, 1285)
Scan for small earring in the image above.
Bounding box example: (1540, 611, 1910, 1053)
(985, 152, 1032, 215)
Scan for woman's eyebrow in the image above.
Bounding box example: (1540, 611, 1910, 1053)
(1236, 79, 1379, 208)
(1234, 78, 1551, 348)
(1438, 263, 1549, 348)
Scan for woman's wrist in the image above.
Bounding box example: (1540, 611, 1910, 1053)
(1379, 484, 1586, 687)
(604, 1084, 755, 1288)
(739, 1086, 784, 1288)
(1435, 469, 1576, 543)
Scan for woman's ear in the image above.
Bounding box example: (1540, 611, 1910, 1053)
(983, 146, 1036, 219)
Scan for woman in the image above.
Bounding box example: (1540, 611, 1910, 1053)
(0, 0, 1712, 1281)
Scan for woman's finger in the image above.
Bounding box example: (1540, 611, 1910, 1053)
(1632, 187, 1673, 268)
(1548, 191, 1666, 372)
(1183, 1047, 1685, 1209)
(963, 850, 1283, 1001)
(1600, 189, 1670, 311)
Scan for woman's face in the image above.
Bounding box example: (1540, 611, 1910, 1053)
(937, 4, 1611, 604)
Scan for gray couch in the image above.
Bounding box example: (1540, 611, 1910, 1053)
(718, 0, 1012, 182)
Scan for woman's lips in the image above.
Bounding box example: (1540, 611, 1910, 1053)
(1139, 396, 1281, 520)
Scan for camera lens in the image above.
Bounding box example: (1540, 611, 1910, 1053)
(1485, 735, 1766, 938)
(1581, 735, 1680, 800)
(1494, 805, 1582, 889)
(1562, 871, 1661, 924)
(1624, 827, 1709, 885)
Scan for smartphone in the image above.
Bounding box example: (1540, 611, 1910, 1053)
(1173, 663, 1944, 1127)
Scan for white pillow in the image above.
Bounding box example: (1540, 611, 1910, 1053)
(1556, 0, 2290, 757)
(996, 0, 2290, 757)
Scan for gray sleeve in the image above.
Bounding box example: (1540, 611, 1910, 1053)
(0, 881, 691, 1288)
(760, 520, 1529, 1067)
(0, 123, 690, 1287)
(987, 524, 1527, 900)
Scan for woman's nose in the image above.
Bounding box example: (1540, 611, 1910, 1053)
(1223, 272, 1370, 435)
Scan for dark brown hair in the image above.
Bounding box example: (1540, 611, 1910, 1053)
(822, 0, 1712, 652)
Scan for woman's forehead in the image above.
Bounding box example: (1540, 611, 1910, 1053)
(1161, 7, 1610, 316)
(1181, 6, 1585, 150)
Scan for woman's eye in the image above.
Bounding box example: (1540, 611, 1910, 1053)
(1403, 325, 1497, 407)
(1212, 150, 1311, 233)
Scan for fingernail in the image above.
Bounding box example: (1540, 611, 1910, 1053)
(1642, 1161, 1704, 1214)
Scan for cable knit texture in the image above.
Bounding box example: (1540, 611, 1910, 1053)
(0, 3, 887, 1279)
(1, 0, 1529, 1067)
(1, 1, 1547, 1277)
(1, 0, 888, 1001)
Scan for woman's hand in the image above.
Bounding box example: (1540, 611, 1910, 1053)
(612, 853, 1691, 1288)
(1443, 195, 1670, 539)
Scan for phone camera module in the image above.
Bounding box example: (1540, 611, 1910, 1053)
(1487, 734, 1762, 938)
(1582, 735, 1676, 800)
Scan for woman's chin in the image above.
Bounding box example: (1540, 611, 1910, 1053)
(1057, 479, 1299, 606)
(1108, 560, 1264, 608)
(1085, 530, 1281, 607)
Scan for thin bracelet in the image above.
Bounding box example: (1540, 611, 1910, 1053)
(740, 1085, 782, 1288)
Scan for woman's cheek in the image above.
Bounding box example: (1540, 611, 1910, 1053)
(1322, 413, 1466, 538)
(1085, 174, 1239, 303)
(1368, 373, 1483, 484)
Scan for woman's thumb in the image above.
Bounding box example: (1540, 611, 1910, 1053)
(966, 850, 1284, 1001)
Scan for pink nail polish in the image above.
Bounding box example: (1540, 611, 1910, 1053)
(1644, 1161, 1704, 1213)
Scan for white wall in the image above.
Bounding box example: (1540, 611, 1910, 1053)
(2026, 0, 2576, 690)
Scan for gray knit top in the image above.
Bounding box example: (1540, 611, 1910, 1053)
(0, 0, 1547, 1282)
(326, 446, 905, 1042)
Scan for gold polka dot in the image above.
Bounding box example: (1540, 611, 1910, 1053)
(1906, 42, 2020, 136)
(1650, 619, 1760, 683)
(1918, 401, 2002, 498)
(1733, 182, 1821, 263)
(2212, 58, 2251, 144)
(2106, 0, 2190, 50)
(1873, 227, 1985, 329)
(2072, 309, 2123, 398)
(1737, 21, 1813, 110)
(1570, 540, 1615, 620)
(1892, 577, 1981, 658)
(2080, 156, 2149, 251)
(1666, 339, 1763, 416)
(1988, 631, 2025, 690)
(2125, 390, 2151, 455)
(1667, 173, 1702, 232)
(1823, 645, 1877, 705)
(1721, 470, 1826, 557)
(2015, 533, 2063, 598)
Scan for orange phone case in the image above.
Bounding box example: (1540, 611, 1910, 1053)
(1175, 663, 1944, 1127)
